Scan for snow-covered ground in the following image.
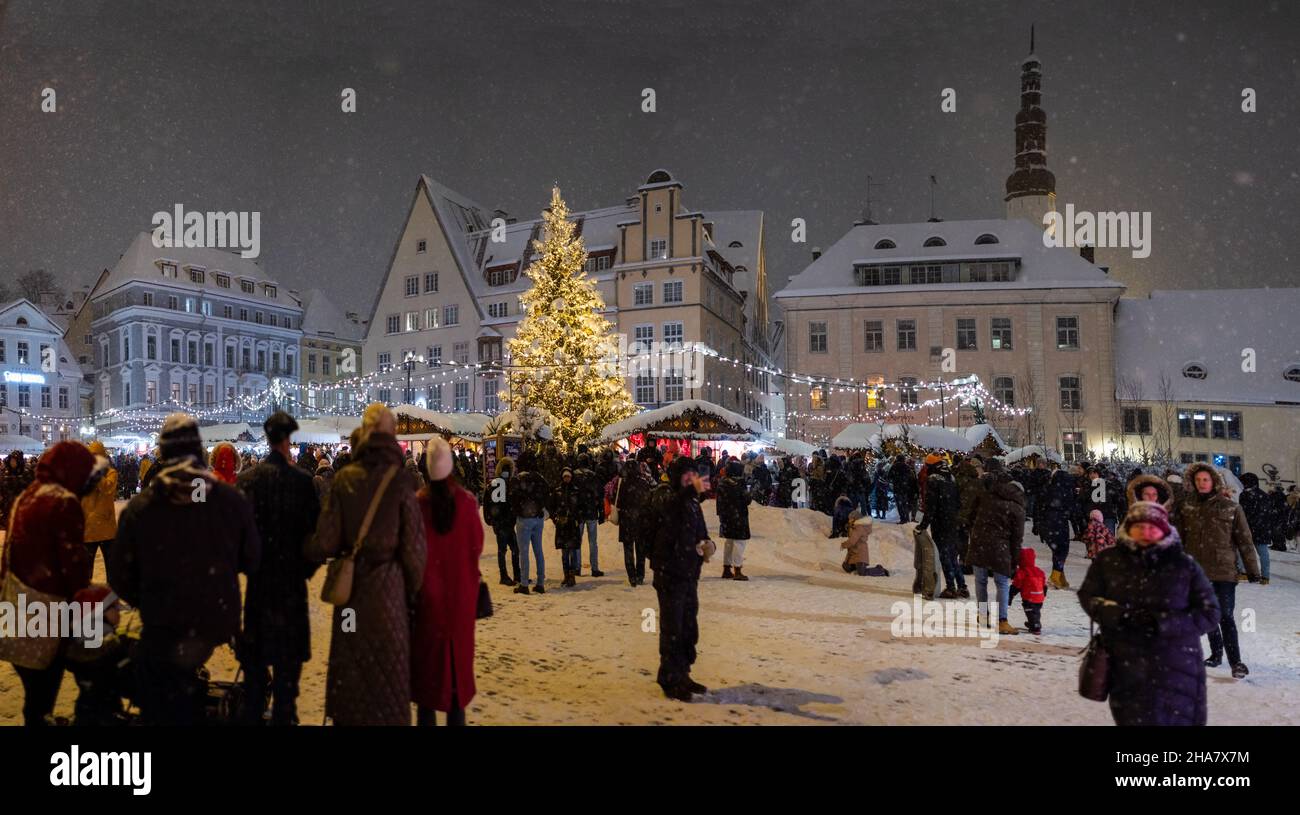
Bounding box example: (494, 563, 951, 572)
(2, 500, 1297, 725)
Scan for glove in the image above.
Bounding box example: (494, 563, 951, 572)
(1124, 608, 1159, 639)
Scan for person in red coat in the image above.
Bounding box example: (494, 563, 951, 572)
(1, 441, 107, 725)
(412, 437, 483, 726)
(1009, 547, 1048, 634)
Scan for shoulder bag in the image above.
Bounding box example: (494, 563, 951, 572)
(321, 464, 399, 606)
(608, 476, 622, 526)
(1078, 619, 1110, 701)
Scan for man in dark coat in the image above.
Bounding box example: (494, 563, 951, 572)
(1238, 472, 1274, 583)
(650, 455, 713, 701)
(1079, 501, 1221, 726)
(615, 455, 654, 587)
(235, 411, 321, 725)
(774, 457, 798, 508)
(0, 450, 34, 527)
(715, 459, 751, 580)
(108, 413, 261, 725)
(572, 454, 605, 577)
(965, 460, 1025, 633)
(888, 455, 917, 523)
(917, 459, 967, 598)
(483, 457, 520, 586)
(510, 450, 552, 594)
(1039, 465, 1078, 588)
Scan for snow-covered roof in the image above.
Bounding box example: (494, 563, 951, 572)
(832, 423, 974, 453)
(97, 232, 296, 306)
(391, 404, 491, 439)
(762, 436, 818, 457)
(297, 288, 365, 343)
(601, 399, 764, 441)
(1001, 445, 1065, 465)
(294, 416, 362, 444)
(200, 422, 262, 443)
(964, 423, 1009, 451)
(0, 434, 47, 454)
(1114, 288, 1300, 406)
(775, 218, 1124, 299)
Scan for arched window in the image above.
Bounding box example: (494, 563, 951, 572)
(874, 239, 897, 250)
(923, 236, 947, 248)
(1182, 363, 1208, 380)
(1283, 365, 1300, 383)
(645, 169, 673, 184)
(16, 317, 28, 326)
(975, 233, 1000, 245)
(728, 240, 743, 248)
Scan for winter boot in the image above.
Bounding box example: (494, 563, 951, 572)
(514, 584, 531, 596)
(939, 587, 959, 599)
(957, 586, 971, 599)
(591, 569, 604, 577)
(732, 568, 749, 582)
(685, 679, 709, 694)
(499, 574, 516, 587)
(1231, 663, 1250, 679)
(1259, 578, 1270, 585)
(564, 571, 576, 587)
(662, 684, 693, 703)
(721, 565, 734, 579)
(998, 620, 1020, 636)
(1204, 653, 1222, 668)
(533, 582, 545, 594)
(1049, 569, 1068, 590)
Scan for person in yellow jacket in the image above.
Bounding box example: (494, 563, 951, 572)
(81, 440, 119, 569)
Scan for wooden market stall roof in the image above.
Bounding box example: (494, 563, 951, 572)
(600, 399, 765, 442)
(391, 405, 491, 441)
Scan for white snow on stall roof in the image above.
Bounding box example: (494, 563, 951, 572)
(964, 423, 1008, 450)
(775, 218, 1123, 299)
(391, 404, 492, 439)
(0, 434, 46, 454)
(200, 422, 261, 443)
(601, 399, 764, 441)
(832, 423, 974, 453)
(762, 436, 818, 457)
(1115, 288, 1300, 405)
(294, 416, 361, 444)
(1001, 444, 1065, 465)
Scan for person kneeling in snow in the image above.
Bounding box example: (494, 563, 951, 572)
(841, 511, 872, 575)
(1008, 549, 1047, 634)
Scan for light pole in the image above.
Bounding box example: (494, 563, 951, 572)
(403, 351, 426, 404)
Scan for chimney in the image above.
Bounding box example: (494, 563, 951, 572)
(1080, 244, 1095, 264)
(811, 247, 822, 261)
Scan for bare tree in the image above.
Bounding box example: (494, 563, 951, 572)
(1018, 367, 1044, 447)
(1153, 370, 1178, 461)
(1116, 375, 1149, 461)
(16, 269, 60, 303)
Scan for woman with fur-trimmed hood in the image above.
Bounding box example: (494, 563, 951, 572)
(1126, 472, 1173, 509)
(1168, 462, 1260, 680)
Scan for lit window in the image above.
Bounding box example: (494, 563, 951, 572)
(898, 377, 919, 407)
(811, 385, 829, 410)
(991, 317, 1013, 350)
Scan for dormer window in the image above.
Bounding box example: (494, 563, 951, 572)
(1283, 366, 1300, 383)
(187, 267, 205, 284)
(873, 239, 897, 250)
(240, 280, 255, 294)
(485, 265, 517, 287)
(1182, 363, 1208, 380)
(974, 233, 1000, 245)
(923, 236, 947, 248)
(264, 285, 277, 298)
(214, 273, 230, 288)
(160, 262, 178, 278)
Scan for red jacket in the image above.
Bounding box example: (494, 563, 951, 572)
(2, 442, 96, 599)
(1010, 548, 1046, 604)
(411, 484, 484, 712)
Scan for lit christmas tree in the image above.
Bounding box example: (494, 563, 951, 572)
(507, 186, 636, 451)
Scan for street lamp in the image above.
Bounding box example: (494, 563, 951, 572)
(403, 351, 426, 404)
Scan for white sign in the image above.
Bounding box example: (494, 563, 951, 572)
(3, 371, 45, 384)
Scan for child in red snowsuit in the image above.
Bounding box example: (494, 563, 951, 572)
(1009, 548, 1047, 634)
(1081, 508, 1116, 559)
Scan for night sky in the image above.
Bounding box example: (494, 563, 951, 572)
(1, 0, 1296, 314)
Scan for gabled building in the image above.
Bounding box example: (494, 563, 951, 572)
(295, 288, 366, 415)
(362, 170, 777, 427)
(87, 232, 303, 430)
(1114, 288, 1300, 481)
(0, 299, 88, 443)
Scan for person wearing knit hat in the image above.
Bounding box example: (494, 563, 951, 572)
(263, 410, 299, 447)
(1078, 499, 1220, 726)
(424, 437, 454, 482)
(159, 412, 203, 462)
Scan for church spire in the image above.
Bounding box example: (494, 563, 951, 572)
(1005, 25, 1056, 224)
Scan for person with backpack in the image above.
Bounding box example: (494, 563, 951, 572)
(917, 457, 967, 599)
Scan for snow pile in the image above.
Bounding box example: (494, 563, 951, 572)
(600, 398, 764, 441)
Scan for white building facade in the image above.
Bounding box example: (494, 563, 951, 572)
(0, 299, 88, 443)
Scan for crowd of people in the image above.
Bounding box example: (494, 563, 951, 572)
(2, 421, 1297, 725)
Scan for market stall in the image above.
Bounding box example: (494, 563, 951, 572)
(0, 433, 47, 455)
(1001, 444, 1065, 466)
(599, 399, 764, 456)
(964, 423, 1009, 457)
(294, 416, 362, 445)
(390, 405, 490, 442)
(832, 423, 974, 456)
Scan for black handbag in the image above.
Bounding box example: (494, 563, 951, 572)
(476, 580, 493, 620)
(1078, 620, 1110, 701)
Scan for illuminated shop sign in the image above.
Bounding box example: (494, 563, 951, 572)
(2, 371, 46, 384)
